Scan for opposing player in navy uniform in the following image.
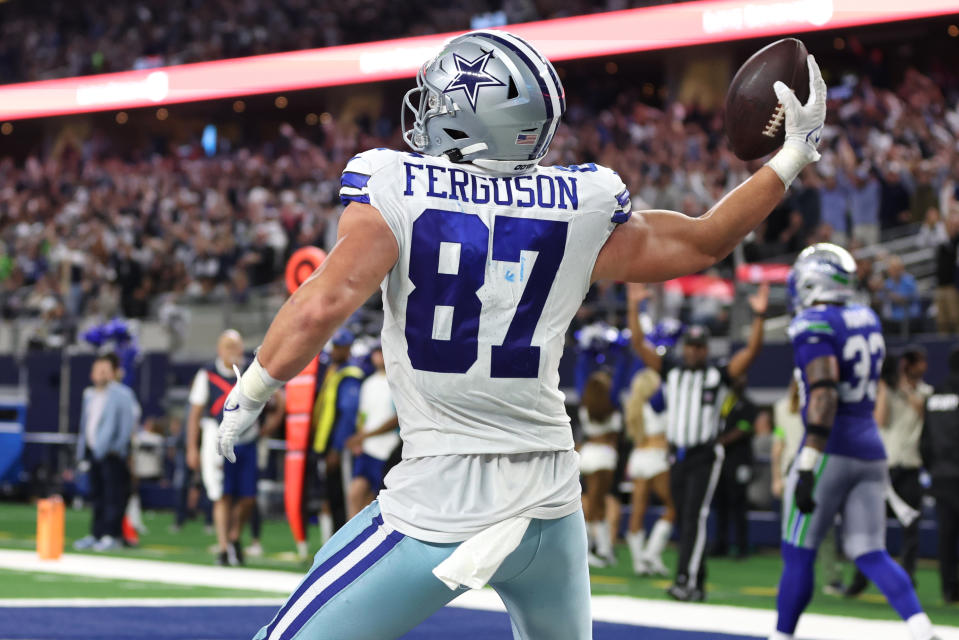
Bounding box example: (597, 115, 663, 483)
(217, 30, 827, 639)
(771, 244, 940, 640)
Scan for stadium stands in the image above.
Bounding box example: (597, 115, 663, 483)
(0, 0, 688, 85)
(1, 47, 956, 340)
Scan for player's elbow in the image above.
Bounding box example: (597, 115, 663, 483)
(685, 231, 731, 272)
(700, 240, 737, 270)
(295, 288, 353, 334)
(809, 386, 838, 404)
(807, 387, 839, 424)
(691, 216, 741, 268)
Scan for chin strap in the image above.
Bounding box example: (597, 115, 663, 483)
(443, 142, 489, 163)
(440, 143, 543, 176)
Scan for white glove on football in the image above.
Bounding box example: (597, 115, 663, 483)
(766, 54, 827, 187)
(217, 359, 282, 462)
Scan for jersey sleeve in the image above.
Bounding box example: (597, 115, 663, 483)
(339, 149, 389, 206)
(788, 309, 840, 367)
(592, 165, 632, 225)
(339, 148, 413, 255)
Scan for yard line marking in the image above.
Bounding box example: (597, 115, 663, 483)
(1, 550, 957, 639)
(0, 598, 285, 607)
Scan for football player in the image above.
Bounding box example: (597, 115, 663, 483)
(771, 244, 940, 640)
(220, 30, 826, 640)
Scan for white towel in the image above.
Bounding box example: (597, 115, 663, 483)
(886, 484, 920, 527)
(432, 516, 531, 591)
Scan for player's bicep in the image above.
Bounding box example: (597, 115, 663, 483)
(592, 210, 716, 284)
(294, 202, 398, 317)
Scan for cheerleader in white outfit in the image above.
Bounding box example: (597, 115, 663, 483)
(578, 370, 622, 567)
(623, 368, 676, 575)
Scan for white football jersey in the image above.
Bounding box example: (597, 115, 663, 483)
(340, 149, 631, 458)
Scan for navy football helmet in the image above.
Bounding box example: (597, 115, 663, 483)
(787, 243, 858, 311)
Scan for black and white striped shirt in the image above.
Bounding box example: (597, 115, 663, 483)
(663, 362, 731, 449)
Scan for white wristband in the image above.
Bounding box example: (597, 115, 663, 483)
(765, 139, 821, 188)
(796, 445, 822, 472)
(239, 357, 284, 404)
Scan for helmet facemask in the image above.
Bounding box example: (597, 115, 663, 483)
(402, 64, 459, 154)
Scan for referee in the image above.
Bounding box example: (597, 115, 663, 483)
(627, 283, 768, 601)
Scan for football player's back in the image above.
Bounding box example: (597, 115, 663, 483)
(775, 244, 940, 640)
(791, 302, 886, 461)
(341, 149, 631, 458)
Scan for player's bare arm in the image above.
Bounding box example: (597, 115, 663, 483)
(215, 202, 397, 461)
(625, 283, 663, 373)
(727, 282, 769, 378)
(593, 169, 787, 283)
(803, 354, 839, 451)
(258, 203, 398, 381)
(792, 353, 839, 514)
(593, 56, 826, 285)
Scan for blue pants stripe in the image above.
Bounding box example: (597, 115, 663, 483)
(263, 515, 385, 639)
(280, 528, 403, 639)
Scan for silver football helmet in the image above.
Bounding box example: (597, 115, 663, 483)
(787, 243, 858, 311)
(402, 30, 565, 175)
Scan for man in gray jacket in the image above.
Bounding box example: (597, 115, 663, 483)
(74, 353, 138, 552)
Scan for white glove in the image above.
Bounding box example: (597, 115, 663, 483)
(766, 54, 827, 187)
(217, 359, 282, 462)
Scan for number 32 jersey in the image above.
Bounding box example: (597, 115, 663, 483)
(789, 303, 886, 460)
(341, 148, 631, 458)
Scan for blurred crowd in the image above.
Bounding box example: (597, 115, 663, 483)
(0, 0, 676, 85)
(0, 123, 353, 337)
(2, 57, 959, 341)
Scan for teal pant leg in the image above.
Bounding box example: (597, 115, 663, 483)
(253, 501, 464, 640)
(489, 509, 592, 640)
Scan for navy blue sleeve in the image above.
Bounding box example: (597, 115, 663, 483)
(330, 377, 362, 451)
(789, 309, 840, 369)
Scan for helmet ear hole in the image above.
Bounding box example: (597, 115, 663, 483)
(506, 76, 519, 100)
(443, 128, 469, 140)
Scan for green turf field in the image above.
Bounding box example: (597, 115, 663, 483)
(2, 501, 958, 626)
(0, 567, 281, 599)
(0, 503, 308, 572)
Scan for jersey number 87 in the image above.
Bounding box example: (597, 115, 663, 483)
(406, 208, 568, 378)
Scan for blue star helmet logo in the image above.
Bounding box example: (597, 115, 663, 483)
(443, 50, 506, 112)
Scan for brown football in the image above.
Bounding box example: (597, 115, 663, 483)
(725, 38, 810, 161)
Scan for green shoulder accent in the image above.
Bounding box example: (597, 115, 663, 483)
(804, 321, 834, 334)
